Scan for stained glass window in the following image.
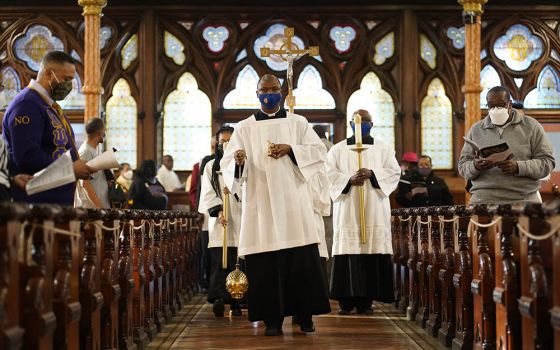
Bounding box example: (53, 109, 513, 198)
(253, 23, 305, 71)
(329, 26, 356, 53)
(70, 50, 82, 63)
(481, 49, 488, 60)
(163, 72, 211, 171)
(346, 72, 395, 148)
(106, 78, 137, 168)
(524, 65, 560, 109)
(236, 49, 247, 62)
(100, 26, 113, 50)
(291, 65, 335, 109)
(223, 65, 260, 109)
(164, 31, 186, 66)
(58, 74, 85, 110)
(421, 78, 453, 169)
(552, 49, 560, 62)
(446, 26, 465, 49)
(121, 34, 138, 70)
(202, 26, 230, 52)
(13, 24, 64, 71)
(420, 34, 437, 69)
(493, 24, 543, 71)
(373, 32, 394, 65)
(480, 65, 502, 108)
(0, 67, 21, 110)
(514, 78, 523, 88)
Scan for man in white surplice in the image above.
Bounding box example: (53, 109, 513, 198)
(220, 74, 330, 336)
(327, 109, 401, 315)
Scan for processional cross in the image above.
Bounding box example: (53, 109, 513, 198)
(260, 27, 320, 113)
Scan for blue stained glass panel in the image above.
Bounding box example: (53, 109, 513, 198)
(524, 65, 560, 109)
(446, 26, 465, 49)
(373, 32, 394, 65)
(493, 24, 543, 71)
(202, 26, 230, 52)
(420, 34, 437, 69)
(13, 25, 64, 71)
(253, 24, 305, 71)
(329, 26, 356, 53)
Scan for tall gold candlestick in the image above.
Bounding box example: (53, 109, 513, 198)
(357, 150, 366, 245)
(222, 189, 228, 269)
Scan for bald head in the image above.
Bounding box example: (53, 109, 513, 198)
(352, 109, 372, 123)
(257, 74, 281, 89)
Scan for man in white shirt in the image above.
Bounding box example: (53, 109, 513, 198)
(157, 155, 183, 192)
(76, 118, 110, 208)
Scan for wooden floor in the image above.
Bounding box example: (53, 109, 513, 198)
(147, 296, 445, 349)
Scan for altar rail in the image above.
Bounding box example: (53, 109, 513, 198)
(0, 203, 201, 350)
(391, 203, 560, 350)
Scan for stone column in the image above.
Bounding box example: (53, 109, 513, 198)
(458, 0, 487, 202)
(78, 0, 107, 122)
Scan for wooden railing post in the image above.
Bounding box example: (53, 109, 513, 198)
(492, 205, 521, 350)
(118, 215, 136, 350)
(21, 205, 58, 349)
(392, 214, 402, 310)
(399, 209, 411, 314)
(407, 208, 420, 321)
(427, 207, 443, 337)
(452, 205, 473, 350)
(129, 210, 148, 348)
(519, 204, 553, 349)
(100, 209, 123, 350)
(438, 206, 457, 347)
(53, 207, 84, 350)
(142, 211, 156, 341)
(416, 208, 431, 328)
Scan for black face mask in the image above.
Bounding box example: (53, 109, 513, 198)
(50, 72, 73, 101)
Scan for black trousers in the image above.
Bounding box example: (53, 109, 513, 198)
(199, 231, 211, 289)
(207, 246, 243, 307)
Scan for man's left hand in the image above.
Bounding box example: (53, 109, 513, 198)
(268, 144, 291, 159)
(13, 174, 33, 189)
(356, 168, 373, 181)
(496, 160, 519, 175)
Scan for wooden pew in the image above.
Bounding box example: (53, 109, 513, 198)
(390, 203, 560, 349)
(0, 203, 27, 350)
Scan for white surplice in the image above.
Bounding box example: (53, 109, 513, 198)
(220, 112, 327, 256)
(197, 159, 240, 248)
(308, 166, 331, 259)
(326, 139, 400, 256)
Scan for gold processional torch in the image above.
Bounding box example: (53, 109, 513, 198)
(223, 142, 249, 299)
(351, 113, 367, 245)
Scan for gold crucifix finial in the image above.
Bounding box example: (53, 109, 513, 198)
(260, 27, 320, 113)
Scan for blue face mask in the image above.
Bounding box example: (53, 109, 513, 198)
(351, 123, 373, 136)
(258, 93, 282, 109)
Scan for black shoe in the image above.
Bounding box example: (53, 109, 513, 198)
(213, 299, 225, 317)
(357, 308, 373, 315)
(338, 308, 352, 315)
(264, 327, 283, 336)
(231, 308, 242, 317)
(300, 321, 315, 333)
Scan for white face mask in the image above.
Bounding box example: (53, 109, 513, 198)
(123, 170, 133, 180)
(489, 107, 510, 126)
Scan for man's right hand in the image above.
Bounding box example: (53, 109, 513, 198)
(350, 173, 365, 186)
(473, 158, 494, 171)
(234, 150, 246, 165)
(73, 160, 94, 180)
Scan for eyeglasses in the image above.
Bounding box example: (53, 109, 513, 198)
(486, 102, 509, 109)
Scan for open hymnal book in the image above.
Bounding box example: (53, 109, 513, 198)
(463, 137, 513, 163)
(87, 148, 119, 171)
(26, 150, 76, 195)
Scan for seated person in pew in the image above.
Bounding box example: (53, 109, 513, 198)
(128, 160, 168, 210)
(458, 86, 555, 204)
(396, 154, 453, 207)
(198, 126, 243, 317)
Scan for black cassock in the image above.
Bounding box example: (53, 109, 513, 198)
(330, 254, 394, 309)
(244, 243, 331, 323)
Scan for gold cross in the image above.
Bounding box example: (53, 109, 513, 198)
(260, 27, 320, 113)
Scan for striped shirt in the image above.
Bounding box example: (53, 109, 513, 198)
(0, 137, 9, 188)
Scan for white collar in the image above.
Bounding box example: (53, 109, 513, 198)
(159, 165, 173, 173)
(28, 79, 54, 106)
(260, 106, 281, 117)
